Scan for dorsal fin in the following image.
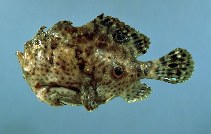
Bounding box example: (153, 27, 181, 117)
(94, 14, 150, 57)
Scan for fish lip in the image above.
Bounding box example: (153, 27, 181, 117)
(54, 85, 81, 94)
(42, 83, 81, 94)
(67, 86, 81, 94)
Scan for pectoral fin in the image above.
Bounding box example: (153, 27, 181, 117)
(81, 86, 99, 111)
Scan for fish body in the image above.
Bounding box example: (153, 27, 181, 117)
(17, 14, 194, 111)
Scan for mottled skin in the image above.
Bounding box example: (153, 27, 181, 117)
(17, 14, 194, 111)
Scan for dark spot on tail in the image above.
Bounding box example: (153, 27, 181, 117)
(176, 70, 182, 76)
(167, 71, 174, 76)
(179, 58, 185, 62)
(182, 53, 187, 57)
(170, 54, 177, 60)
(182, 67, 187, 71)
(168, 63, 178, 68)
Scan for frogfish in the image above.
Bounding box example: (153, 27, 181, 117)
(16, 14, 194, 111)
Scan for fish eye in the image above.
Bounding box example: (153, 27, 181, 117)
(113, 66, 125, 78)
(113, 30, 129, 43)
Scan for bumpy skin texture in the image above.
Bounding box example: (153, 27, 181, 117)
(17, 14, 194, 111)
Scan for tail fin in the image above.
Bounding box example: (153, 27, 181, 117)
(145, 48, 194, 84)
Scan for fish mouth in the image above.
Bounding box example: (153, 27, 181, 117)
(35, 83, 82, 106)
(62, 85, 81, 94)
(37, 82, 81, 94)
(49, 85, 82, 105)
(50, 84, 81, 94)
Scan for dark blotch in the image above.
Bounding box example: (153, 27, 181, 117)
(169, 51, 175, 55)
(46, 68, 49, 73)
(144, 69, 149, 75)
(179, 58, 185, 62)
(168, 63, 178, 68)
(176, 70, 182, 76)
(101, 17, 113, 26)
(131, 33, 139, 39)
(171, 55, 177, 60)
(182, 53, 187, 57)
(167, 71, 174, 76)
(134, 40, 144, 51)
(113, 30, 129, 43)
(61, 65, 66, 70)
(98, 13, 104, 19)
(78, 62, 85, 72)
(49, 53, 54, 64)
(35, 83, 41, 89)
(76, 35, 87, 44)
(64, 25, 72, 32)
(142, 49, 147, 54)
(51, 41, 58, 50)
(84, 33, 94, 41)
(160, 57, 165, 62)
(93, 24, 100, 34)
(85, 47, 92, 57)
(98, 34, 108, 42)
(70, 27, 78, 33)
(102, 67, 106, 74)
(182, 67, 187, 71)
(98, 62, 105, 67)
(97, 42, 107, 49)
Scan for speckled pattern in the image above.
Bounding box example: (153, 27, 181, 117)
(16, 14, 194, 111)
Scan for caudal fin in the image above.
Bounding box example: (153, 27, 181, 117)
(145, 48, 194, 84)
